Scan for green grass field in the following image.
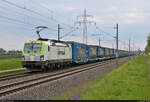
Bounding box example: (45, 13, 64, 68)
(53, 55, 150, 100)
(0, 70, 29, 77)
(0, 58, 29, 77)
(0, 56, 21, 60)
(0, 58, 22, 71)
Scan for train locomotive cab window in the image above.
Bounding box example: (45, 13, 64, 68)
(24, 43, 42, 52)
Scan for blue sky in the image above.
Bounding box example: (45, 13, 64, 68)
(0, 0, 149, 51)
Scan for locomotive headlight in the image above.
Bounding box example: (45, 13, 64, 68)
(40, 55, 44, 61)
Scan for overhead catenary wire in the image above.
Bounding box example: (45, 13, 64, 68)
(1, 0, 51, 20)
(0, 5, 55, 28)
(30, 0, 53, 18)
(0, 0, 59, 31)
(94, 24, 131, 51)
(60, 27, 79, 39)
(95, 25, 116, 38)
(29, 0, 74, 29)
(1, 0, 74, 32)
(0, 15, 57, 32)
(0, 20, 35, 31)
(0, 15, 38, 27)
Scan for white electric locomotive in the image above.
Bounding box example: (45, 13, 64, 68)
(22, 38, 72, 71)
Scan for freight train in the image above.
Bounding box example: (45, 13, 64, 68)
(22, 38, 133, 71)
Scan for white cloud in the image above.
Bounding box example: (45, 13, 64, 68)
(106, 7, 119, 11)
(127, 13, 138, 18)
(62, 7, 80, 11)
(41, 3, 80, 12)
(124, 12, 145, 24)
(87, 16, 104, 24)
(95, 7, 146, 25)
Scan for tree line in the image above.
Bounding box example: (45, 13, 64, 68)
(0, 48, 22, 56)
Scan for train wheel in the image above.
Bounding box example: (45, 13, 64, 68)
(42, 67, 48, 72)
(48, 64, 52, 70)
(41, 65, 48, 72)
(63, 63, 67, 68)
(57, 64, 61, 69)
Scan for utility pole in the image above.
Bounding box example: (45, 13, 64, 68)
(112, 43, 114, 49)
(129, 38, 131, 58)
(116, 24, 118, 52)
(132, 41, 134, 52)
(115, 24, 119, 65)
(124, 41, 126, 51)
(75, 8, 95, 44)
(99, 38, 101, 46)
(58, 24, 62, 41)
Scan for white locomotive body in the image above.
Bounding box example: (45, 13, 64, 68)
(22, 38, 72, 71)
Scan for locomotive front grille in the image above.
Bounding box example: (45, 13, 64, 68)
(24, 55, 41, 61)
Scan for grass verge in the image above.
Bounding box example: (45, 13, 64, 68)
(0, 58, 22, 71)
(0, 69, 29, 77)
(52, 55, 150, 100)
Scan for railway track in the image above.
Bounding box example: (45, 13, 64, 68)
(0, 71, 38, 82)
(0, 58, 115, 82)
(0, 57, 130, 98)
(0, 61, 110, 89)
(0, 63, 96, 82)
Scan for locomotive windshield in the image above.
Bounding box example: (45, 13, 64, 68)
(24, 43, 42, 52)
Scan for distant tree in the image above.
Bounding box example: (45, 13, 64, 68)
(145, 33, 150, 54)
(0, 48, 6, 55)
(0, 48, 22, 57)
(147, 34, 150, 47)
(7, 50, 22, 56)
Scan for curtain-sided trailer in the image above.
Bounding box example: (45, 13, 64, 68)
(97, 47, 105, 58)
(88, 45, 98, 61)
(67, 42, 116, 64)
(66, 41, 88, 64)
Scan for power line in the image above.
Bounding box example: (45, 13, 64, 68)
(0, 4, 57, 28)
(95, 24, 130, 51)
(0, 5, 23, 16)
(0, 15, 37, 26)
(0, 20, 35, 31)
(60, 27, 79, 39)
(1, 0, 77, 33)
(1, 0, 51, 20)
(47, 28, 58, 32)
(95, 25, 115, 38)
(30, 0, 53, 18)
(0, 15, 57, 32)
(0, 6, 37, 27)
(29, 0, 74, 29)
(75, 8, 96, 44)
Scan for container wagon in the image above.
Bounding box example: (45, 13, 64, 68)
(97, 47, 105, 60)
(66, 41, 88, 64)
(88, 45, 98, 61)
(104, 47, 110, 59)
